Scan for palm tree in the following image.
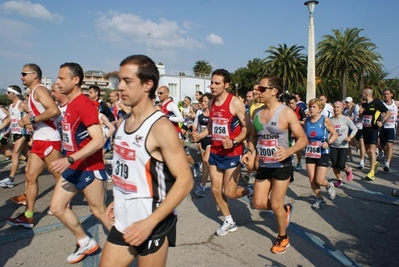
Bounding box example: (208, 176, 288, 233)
(259, 44, 307, 93)
(193, 60, 212, 77)
(316, 28, 382, 99)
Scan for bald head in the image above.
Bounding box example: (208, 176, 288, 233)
(363, 88, 373, 96)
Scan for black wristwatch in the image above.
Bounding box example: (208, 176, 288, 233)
(30, 116, 35, 124)
(67, 156, 75, 164)
(232, 139, 238, 147)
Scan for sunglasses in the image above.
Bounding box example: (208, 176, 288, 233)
(157, 92, 164, 95)
(257, 86, 275, 93)
(21, 72, 35, 77)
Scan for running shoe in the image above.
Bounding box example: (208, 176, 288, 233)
(327, 182, 336, 200)
(311, 198, 326, 209)
(271, 236, 290, 254)
(214, 221, 237, 236)
(67, 238, 99, 264)
(333, 180, 343, 187)
(383, 163, 390, 172)
(0, 177, 14, 188)
(295, 163, 302, 171)
(5, 213, 34, 228)
(10, 193, 27, 205)
(193, 186, 206, 197)
(358, 161, 365, 170)
(377, 151, 385, 162)
(284, 204, 293, 228)
(346, 167, 353, 181)
(241, 174, 250, 184)
(366, 170, 375, 181)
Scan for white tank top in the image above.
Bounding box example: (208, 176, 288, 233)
(383, 101, 398, 129)
(353, 104, 363, 130)
(112, 111, 176, 232)
(28, 84, 60, 141)
(9, 100, 26, 134)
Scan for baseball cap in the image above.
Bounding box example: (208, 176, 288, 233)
(345, 97, 353, 103)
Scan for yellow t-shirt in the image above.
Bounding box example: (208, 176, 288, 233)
(249, 101, 265, 117)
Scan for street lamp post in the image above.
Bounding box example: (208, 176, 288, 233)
(235, 83, 239, 97)
(304, 1, 318, 104)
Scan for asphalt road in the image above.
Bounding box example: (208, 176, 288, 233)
(0, 143, 398, 267)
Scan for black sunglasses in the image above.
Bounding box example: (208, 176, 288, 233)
(157, 92, 164, 95)
(257, 86, 275, 93)
(21, 72, 35, 77)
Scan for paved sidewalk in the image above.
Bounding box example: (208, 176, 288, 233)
(0, 143, 398, 267)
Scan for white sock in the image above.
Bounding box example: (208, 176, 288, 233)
(77, 236, 90, 247)
(224, 215, 234, 224)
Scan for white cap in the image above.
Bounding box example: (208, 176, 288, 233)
(345, 96, 353, 103)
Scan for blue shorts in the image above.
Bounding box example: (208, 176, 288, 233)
(208, 152, 241, 170)
(62, 168, 107, 190)
(103, 138, 112, 152)
(380, 128, 395, 147)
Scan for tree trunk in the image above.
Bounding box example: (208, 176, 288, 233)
(358, 70, 364, 92)
(341, 69, 347, 100)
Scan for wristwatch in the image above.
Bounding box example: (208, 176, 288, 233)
(29, 116, 35, 124)
(67, 156, 75, 164)
(232, 139, 238, 147)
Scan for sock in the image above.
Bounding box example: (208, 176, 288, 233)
(360, 160, 364, 165)
(386, 162, 390, 167)
(9, 176, 14, 181)
(224, 215, 234, 224)
(278, 234, 288, 240)
(24, 211, 33, 218)
(78, 236, 90, 247)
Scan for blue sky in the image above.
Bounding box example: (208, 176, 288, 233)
(0, 0, 398, 90)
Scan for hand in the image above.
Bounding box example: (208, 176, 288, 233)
(346, 136, 352, 142)
(242, 150, 256, 171)
(106, 202, 115, 223)
(222, 136, 233, 149)
(273, 145, 290, 162)
(19, 115, 30, 127)
(48, 157, 70, 173)
(377, 121, 383, 127)
(359, 107, 364, 114)
(123, 219, 155, 246)
(191, 131, 199, 142)
(322, 142, 329, 149)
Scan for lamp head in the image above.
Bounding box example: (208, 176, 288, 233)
(304, 1, 319, 14)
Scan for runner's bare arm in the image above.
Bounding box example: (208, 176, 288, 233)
(230, 96, 248, 144)
(285, 107, 308, 155)
(324, 118, 338, 144)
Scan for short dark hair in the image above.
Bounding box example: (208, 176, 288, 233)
(60, 62, 84, 87)
(289, 95, 298, 102)
(212, 69, 231, 84)
(120, 54, 159, 100)
(185, 96, 192, 102)
(24, 63, 42, 80)
(8, 85, 22, 95)
(196, 91, 203, 96)
(89, 85, 101, 97)
(260, 74, 283, 94)
(383, 88, 395, 98)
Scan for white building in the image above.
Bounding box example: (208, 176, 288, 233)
(158, 65, 211, 104)
(41, 77, 52, 89)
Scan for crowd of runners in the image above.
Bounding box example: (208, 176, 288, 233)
(0, 54, 398, 266)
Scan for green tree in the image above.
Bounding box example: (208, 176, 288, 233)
(316, 28, 382, 99)
(230, 58, 263, 95)
(259, 44, 307, 93)
(193, 60, 212, 77)
(104, 71, 120, 89)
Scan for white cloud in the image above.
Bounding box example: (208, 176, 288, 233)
(0, 0, 63, 22)
(0, 17, 36, 47)
(206, 33, 223, 45)
(95, 11, 204, 50)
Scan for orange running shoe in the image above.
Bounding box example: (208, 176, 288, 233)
(271, 236, 290, 254)
(10, 193, 27, 205)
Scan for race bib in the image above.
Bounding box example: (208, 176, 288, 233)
(257, 139, 278, 163)
(362, 115, 372, 127)
(212, 118, 229, 140)
(61, 122, 74, 151)
(10, 118, 22, 134)
(305, 141, 322, 159)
